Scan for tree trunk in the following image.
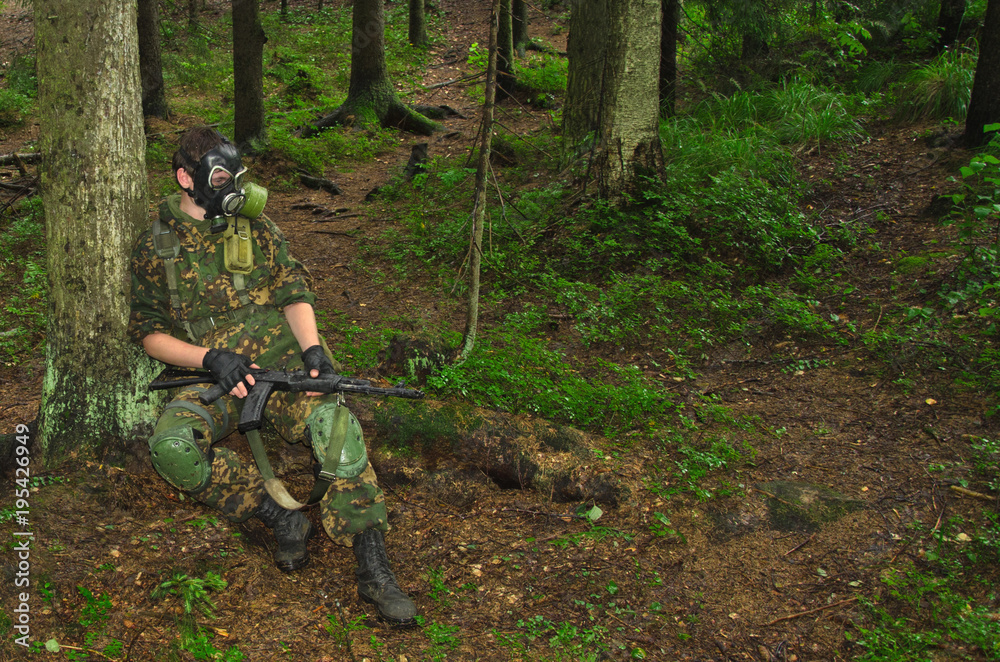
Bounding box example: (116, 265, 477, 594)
(233, 0, 267, 150)
(306, 0, 438, 136)
(594, 0, 664, 200)
(659, 0, 679, 117)
(936, 0, 967, 51)
(512, 0, 529, 57)
(496, 0, 516, 101)
(138, 0, 168, 119)
(34, 0, 161, 467)
(409, 0, 428, 47)
(742, 32, 769, 59)
(461, 0, 501, 362)
(964, 0, 1000, 146)
(188, 0, 199, 32)
(564, 0, 608, 151)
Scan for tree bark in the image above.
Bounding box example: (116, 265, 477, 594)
(564, 0, 608, 151)
(936, 0, 967, 51)
(659, 0, 679, 117)
(233, 0, 267, 150)
(409, 0, 428, 48)
(512, 0, 529, 56)
(460, 0, 501, 362)
(306, 0, 438, 136)
(496, 0, 516, 101)
(137, 0, 168, 119)
(964, 0, 1000, 146)
(34, 0, 162, 467)
(594, 0, 664, 200)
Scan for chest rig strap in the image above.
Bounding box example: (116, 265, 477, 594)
(151, 203, 255, 343)
(151, 214, 196, 342)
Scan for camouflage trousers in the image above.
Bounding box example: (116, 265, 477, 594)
(151, 385, 388, 546)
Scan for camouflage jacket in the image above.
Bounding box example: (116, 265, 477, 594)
(128, 194, 316, 368)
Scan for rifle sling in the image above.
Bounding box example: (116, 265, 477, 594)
(244, 404, 350, 511)
(307, 404, 351, 504)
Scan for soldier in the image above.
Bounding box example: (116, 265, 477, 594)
(128, 126, 416, 625)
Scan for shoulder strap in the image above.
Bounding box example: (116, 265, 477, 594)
(152, 205, 196, 342)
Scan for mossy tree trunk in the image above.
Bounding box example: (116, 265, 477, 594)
(409, 0, 428, 47)
(34, 0, 161, 467)
(594, 0, 664, 200)
(563, 0, 608, 152)
(233, 0, 267, 150)
(138, 0, 168, 119)
(964, 0, 1000, 146)
(306, 0, 438, 136)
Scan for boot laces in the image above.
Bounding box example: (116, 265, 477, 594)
(359, 531, 399, 588)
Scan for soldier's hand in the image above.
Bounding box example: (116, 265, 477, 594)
(302, 344, 337, 379)
(203, 348, 257, 399)
(301, 344, 337, 397)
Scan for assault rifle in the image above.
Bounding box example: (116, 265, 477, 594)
(149, 366, 424, 433)
(150, 367, 423, 510)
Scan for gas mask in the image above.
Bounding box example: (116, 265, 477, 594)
(181, 139, 267, 231)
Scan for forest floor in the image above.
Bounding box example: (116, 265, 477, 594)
(2, 1, 999, 661)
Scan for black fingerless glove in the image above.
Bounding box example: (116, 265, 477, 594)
(203, 349, 255, 393)
(301, 344, 337, 379)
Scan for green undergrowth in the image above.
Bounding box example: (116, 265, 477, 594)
(0, 54, 37, 127)
(0, 196, 47, 366)
(157, 2, 436, 177)
(852, 488, 1000, 659)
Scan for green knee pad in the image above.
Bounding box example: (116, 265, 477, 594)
(148, 426, 212, 492)
(306, 403, 368, 479)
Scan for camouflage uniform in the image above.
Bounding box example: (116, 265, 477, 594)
(129, 194, 387, 546)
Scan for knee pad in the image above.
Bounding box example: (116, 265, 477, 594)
(305, 403, 368, 479)
(148, 426, 213, 492)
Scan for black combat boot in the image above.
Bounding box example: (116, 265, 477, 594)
(353, 528, 417, 625)
(254, 495, 313, 572)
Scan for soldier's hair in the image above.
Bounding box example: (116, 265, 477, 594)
(172, 127, 226, 175)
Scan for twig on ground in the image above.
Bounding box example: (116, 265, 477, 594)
(764, 597, 858, 626)
(400, 71, 486, 97)
(784, 533, 815, 557)
(950, 485, 996, 501)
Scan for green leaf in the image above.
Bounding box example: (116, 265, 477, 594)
(45, 639, 61, 652)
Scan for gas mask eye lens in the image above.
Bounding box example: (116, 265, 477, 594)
(209, 167, 234, 190)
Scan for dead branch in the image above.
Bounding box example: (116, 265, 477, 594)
(764, 597, 858, 626)
(299, 174, 342, 195)
(784, 533, 816, 557)
(400, 71, 487, 97)
(950, 485, 996, 501)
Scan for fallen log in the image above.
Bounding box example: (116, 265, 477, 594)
(0, 153, 40, 166)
